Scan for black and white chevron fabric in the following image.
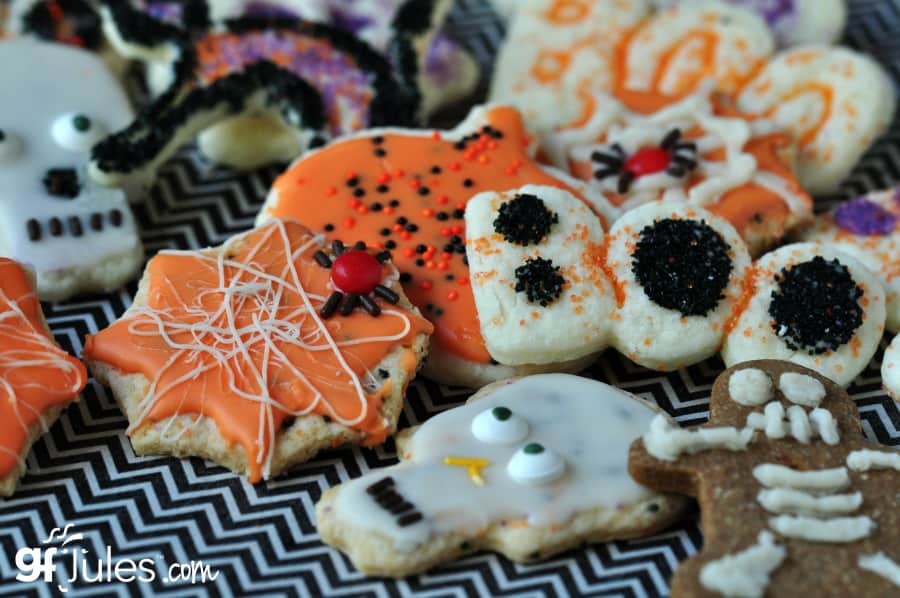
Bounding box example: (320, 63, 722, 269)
(2, 1, 899, 597)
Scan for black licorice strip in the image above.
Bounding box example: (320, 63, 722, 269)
(373, 285, 399, 304)
(397, 512, 423, 527)
(320, 291, 343, 318)
(366, 477, 395, 495)
(340, 293, 359, 316)
(359, 295, 381, 317)
(313, 250, 332, 268)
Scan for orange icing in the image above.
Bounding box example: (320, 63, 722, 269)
(84, 220, 432, 482)
(266, 106, 598, 364)
(0, 258, 87, 477)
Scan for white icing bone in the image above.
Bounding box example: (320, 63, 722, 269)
(757, 488, 862, 516)
(768, 514, 873, 543)
(644, 414, 754, 461)
(778, 372, 825, 407)
(699, 531, 786, 598)
(859, 553, 900, 587)
(846, 449, 900, 472)
(753, 464, 849, 491)
(728, 368, 773, 406)
(746, 402, 839, 445)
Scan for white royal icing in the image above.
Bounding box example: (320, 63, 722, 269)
(768, 514, 873, 543)
(757, 488, 862, 516)
(858, 553, 900, 587)
(699, 531, 786, 598)
(332, 374, 665, 552)
(745, 403, 839, 445)
(778, 372, 826, 407)
(471, 406, 530, 446)
(644, 414, 754, 461)
(846, 449, 900, 472)
(753, 464, 849, 491)
(728, 368, 774, 406)
(50, 112, 108, 153)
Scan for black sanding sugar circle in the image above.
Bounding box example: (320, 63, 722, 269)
(493, 193, 559, 246)
(769, 256, 864, 354)
(631, 218, 733, 316)
(515, 257, 565, 307)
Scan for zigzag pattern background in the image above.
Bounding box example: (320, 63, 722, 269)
(1, 1, 899, 596)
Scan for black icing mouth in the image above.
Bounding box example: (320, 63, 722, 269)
(769, 256, 864, 354)
(632, 218, 733, 317)
(43, 168, 81, 198)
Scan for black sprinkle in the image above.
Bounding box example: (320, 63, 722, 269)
(397, 217, 408, 226)
(514, 257, 565, 307)
(647, 503, 660, 513)
(366, 477, 395, 495)
(340, 293, 360, 316)
(324, 223, 335, 232)
(380, 228, 391, 236)
(493, 194, 558, 246)
(632, 219, 732, 316)
(374, 148, 387, 157)
(353, 241, 367, 251)
(418, 186, 430, 196)
(389, 199, 400, 207)
(415, 259, 425, 267)
(375, 251, 391, 263)
(386, 240, 397, 250)
(374, 285, 400, 304)
(353, 188, 366, 197)
(346, 177, 359, 187)
(769, 256, 864, 354)
(462, 178, 474, 187)
(372, 202, 384, 211)
(436, 212, 449, 221)
(405, 223, 418, 233)
(320, 291, 343, 318)
(452, 209, 464, 219)
(360, 294, 381, 316)
(399, 272, 412, 283)
(280, 416, 296, 431)
(313, 250, 332, 269)
(431, 166, 442, 174)
(415, 244, 427, 254)
(376, 185, 389, 193)
(372, 136, 384, 145)
(378, 369, 390, 379)
(26, 219, 41, 241)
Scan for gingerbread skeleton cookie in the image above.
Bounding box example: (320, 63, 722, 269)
(630, 360, 900, 598)
(0, 259, 87, 497)
(260, 105, 616, 388)
(801, 188, 900, 334)
(0, 38, 143, 301)
(83, 219, 433, 482)
(316, 374, 685, 576)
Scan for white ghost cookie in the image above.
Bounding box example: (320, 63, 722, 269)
(736, 45, 896, 195)
(604, 202, 752, 371)
(722, 243, 886, 386)
(884, 335, 899, 400)
(801, 188, 900, 333)
(464, 185, 615, 366)
(316, 373, 685, 576)
(0, 39, 143, 301)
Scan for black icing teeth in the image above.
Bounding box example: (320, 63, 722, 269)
(515, 257, 565, 307)
(365, 477, 424, 527)
(493, 194, 559, 246)
(769, 256, 864, 355)
(632, 219, 733, 317)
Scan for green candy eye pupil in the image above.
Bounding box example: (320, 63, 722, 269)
(492, 406, 512, 421)
(72, 115, 91, 132)
(0, 130, 6, 142)
(523, 442, 544, 454)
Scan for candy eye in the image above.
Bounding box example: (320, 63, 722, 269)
(506, 442, 565, 485)
(0, 129, 23, 161)
(471, 405, 529, 445)
(51, 113, 107, 152)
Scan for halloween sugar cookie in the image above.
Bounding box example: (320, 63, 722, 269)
(630, 360, 900, 597)
(0, 38, 143, 301)
(722, 243, 886, 387)
(563, 90, 812, 255)
(0, 259, 87, 497)
(83, 219, 433, 482)
(801, 188, 900, 333)
(735, 45, 896, 195)
(317, 374, 685, 576)
(604, 202, 752, 371)
(884, 335, 899, 401)
(259, 105, 615, 388)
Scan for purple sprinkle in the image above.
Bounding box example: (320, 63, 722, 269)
(834, 197, 898, 236)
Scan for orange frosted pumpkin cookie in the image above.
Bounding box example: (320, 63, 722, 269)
(84, 219, 432, 483)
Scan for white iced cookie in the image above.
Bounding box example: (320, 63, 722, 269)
(801, 188, 900, 333)
(316, 374, 684, 576)
(884, 335, 899, 401)
(722, 243, 886, 386)
(604, 202, 752, 370)
(0, 39, 142, 301)
(618, 0, 774, 98)
(736, 45, 896, 195)
(488, 0, 650, 135)
(465, 185, 614, 366)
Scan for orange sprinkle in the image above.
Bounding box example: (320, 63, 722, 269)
(449, 162, 461, 171)
(438, 262, 449, 271)
(478, 155, 489, 164)
(400, 231, 412, 240)
(377, 173, 391, 184)
(382, 206, 394, 215)
(325, 186, 337, 197)
(348, 198, 361, 209)
(393, 224, 404, 232)
(345, 171, 357, 180)
(404, 248, 416, 258)
(447, 291, 459, 301)
(394, 169, 405, 178)
(426, 261, 436, 269)
(431, 131, 441, 140)
(422, 209, 435, 217)
(409, 179, 421, 189)
(441, 228, 452, 237)
(420, 281, 432, 291)
(295, 177, 306, 185)
(356, 205, 369, 215)
(343, 217, 355, 229)
(451, 225, 464, 235)
(441, 252, 452, 261)
(457, 277, 469, 286)
(437, 195, 450, 205)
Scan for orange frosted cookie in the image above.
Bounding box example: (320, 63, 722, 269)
(84, 219, 432, 483)
(0, 258, 87, 497)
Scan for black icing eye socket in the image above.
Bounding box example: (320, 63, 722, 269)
(52, 113, 107, 152)
(43, 168, 81, 199)
(769, 256, 864, 354)
(0, 129, 23, 161)
(493, 193, 559, 245)
(632, 218, 733, 317)
(514, 257, 565, 307)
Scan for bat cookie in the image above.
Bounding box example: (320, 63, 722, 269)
(259, 104, 616, 388)
(316, 373, 685, 577)
(629, 359, 900, 597)
(83, 219, 433, 483)
(0, 38, 143, 301)
(801, 187, 900, 334)
(0, 258, 87, 497)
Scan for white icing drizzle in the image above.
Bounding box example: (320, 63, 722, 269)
(746, 402, 839, 445)
(644, 414, 754, 461)
(778, 373, 826, 407)
(757, 488, 862, 516)
(846, 449, 900, 472)
(471, 406, 529, 445)
(753, 464, 849, 490)
(728, 368, 773, 406)
(699, 532, 786, 598)
(859, 553, 900, 587)
(124, 219, 413, 479)
(768, 514, 874, 543)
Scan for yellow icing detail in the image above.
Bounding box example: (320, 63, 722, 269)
(443, 457, 491, 486)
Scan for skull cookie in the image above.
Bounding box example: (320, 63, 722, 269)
(316, 373, 685, 577)
(629, 360, 900, 597)
(0, 38, 143, 301)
